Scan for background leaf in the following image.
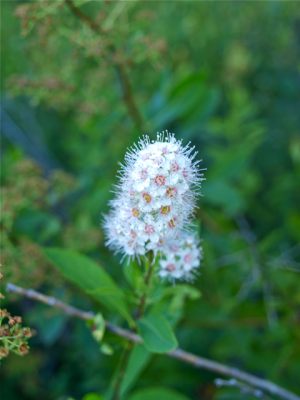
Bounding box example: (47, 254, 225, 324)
(128, 387, 189, 400)
(82, 394, 104, 400)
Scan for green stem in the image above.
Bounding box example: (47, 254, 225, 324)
(111, 253, 154, 400)
(135, 253, 154, 319)
(111, 341, 133, 400)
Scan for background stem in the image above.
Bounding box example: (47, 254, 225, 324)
(6, 283, 299, 400)
(65, 0, 145, 132)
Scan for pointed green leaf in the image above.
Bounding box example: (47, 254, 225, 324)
(137, 312, 177, 353)
(44, 248, 133, 324)
(120, 345, 151, 397)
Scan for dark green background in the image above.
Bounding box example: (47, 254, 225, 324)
(1, 1, 300, 399)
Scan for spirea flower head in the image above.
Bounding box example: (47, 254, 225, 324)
(104, 131, 204, 259)
(158, 231, 202, 281)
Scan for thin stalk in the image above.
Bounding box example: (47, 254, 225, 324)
(111, 253, 154, 400)
(65, 0, 145, 132)
(135, 253, 154, 319)
(110, 341, 134, 400)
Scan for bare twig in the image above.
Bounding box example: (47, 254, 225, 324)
(6, 283, 299, 400)
(114, 63, 144, 132)
(215, 378, 265, 399)
(65, 0, 145, 132)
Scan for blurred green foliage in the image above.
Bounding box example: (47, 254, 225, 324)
(1, 1, 300, 399)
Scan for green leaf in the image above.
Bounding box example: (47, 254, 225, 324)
(128, 387, 189, 400)
(120, 345, 151, 397)
(100, 343, 113, 356)
(88, 313, 105, 343)
(82, 394, 104, 400)
(44, 248, 133, 325)
(165, 284, 201, 311)
(14, 210, 61, 243)
(203, 180, 244, 216)
(123, 260, 144, 289)
(28, 313, 66, 346)
(147, 284, 202, 327)
(137, 312, 178, 353)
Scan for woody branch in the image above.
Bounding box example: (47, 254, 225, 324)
(6, 283, 300, 400)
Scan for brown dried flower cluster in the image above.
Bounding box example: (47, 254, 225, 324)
(0, 273, 33, 359)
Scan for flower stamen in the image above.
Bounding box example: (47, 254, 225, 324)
(160, 205, 171, 215)
(154, 175, 166, 186)
(132, 208, 140, 217)
(142, 193, 152, 203)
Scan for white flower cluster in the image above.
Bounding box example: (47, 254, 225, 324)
(104, 131, 204, 281)
(158, 232, 202, 281)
